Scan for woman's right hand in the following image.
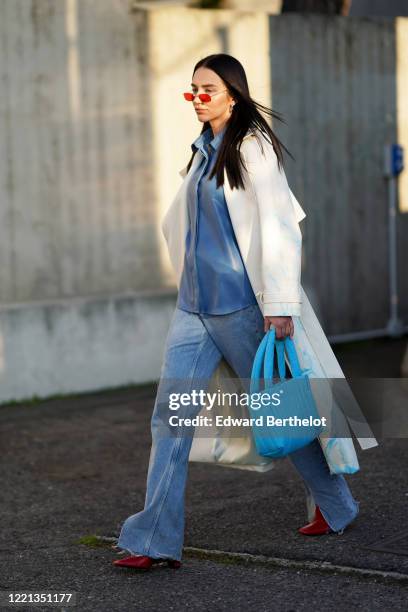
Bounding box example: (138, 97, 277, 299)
(264, 315, 294, 339)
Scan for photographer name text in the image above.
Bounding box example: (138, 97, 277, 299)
(168, 415, 327, 428)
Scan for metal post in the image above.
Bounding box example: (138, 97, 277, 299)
(385, 144, 404, 337)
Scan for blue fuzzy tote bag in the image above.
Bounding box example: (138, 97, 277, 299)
(248, 328, 324, 458)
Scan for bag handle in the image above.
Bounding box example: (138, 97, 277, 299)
(263, 328, 276, 384)
(278, 336, 304, 378)
(275, 338, 287, 379)
(265, 331, 304, 381)
(250, 331, 269, 394)
(263, 328, 286, 382)
(250, 330, 288, 395)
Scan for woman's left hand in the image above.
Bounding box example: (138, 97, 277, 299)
(264, 316, 294, 339)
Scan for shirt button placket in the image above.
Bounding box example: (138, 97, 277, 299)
(194, 152, 209, 313)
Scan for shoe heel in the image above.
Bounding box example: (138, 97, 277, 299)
(167, 559, 181, 569)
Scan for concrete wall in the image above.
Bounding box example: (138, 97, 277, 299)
(0, 1, 407, 402)
(0, 0, 161, 303)
(0, 290, 175, 401)
(266, 14, 408, 332)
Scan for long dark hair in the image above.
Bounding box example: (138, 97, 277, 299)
(185, 53, 295, 191)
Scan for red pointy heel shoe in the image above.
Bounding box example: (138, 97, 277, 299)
(113, 554, 182, 570)
(298, 505, 332, 536)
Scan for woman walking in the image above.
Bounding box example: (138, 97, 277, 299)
(113, 54, 362, 571)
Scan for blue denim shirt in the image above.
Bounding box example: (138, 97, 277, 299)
(177, 125, 257, 315)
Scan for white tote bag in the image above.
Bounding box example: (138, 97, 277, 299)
(189, 358, 276, 472)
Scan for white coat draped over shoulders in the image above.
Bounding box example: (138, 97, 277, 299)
(161, 126, 378, 475)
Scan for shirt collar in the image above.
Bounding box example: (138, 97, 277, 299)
(191, 124, 227, 155)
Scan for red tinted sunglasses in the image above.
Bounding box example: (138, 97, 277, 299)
(183, 89, 227, 103)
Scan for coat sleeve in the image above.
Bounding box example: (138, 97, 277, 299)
(241, 134, 303, 317)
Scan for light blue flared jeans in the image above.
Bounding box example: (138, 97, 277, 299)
(117, 304, 359, 561)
